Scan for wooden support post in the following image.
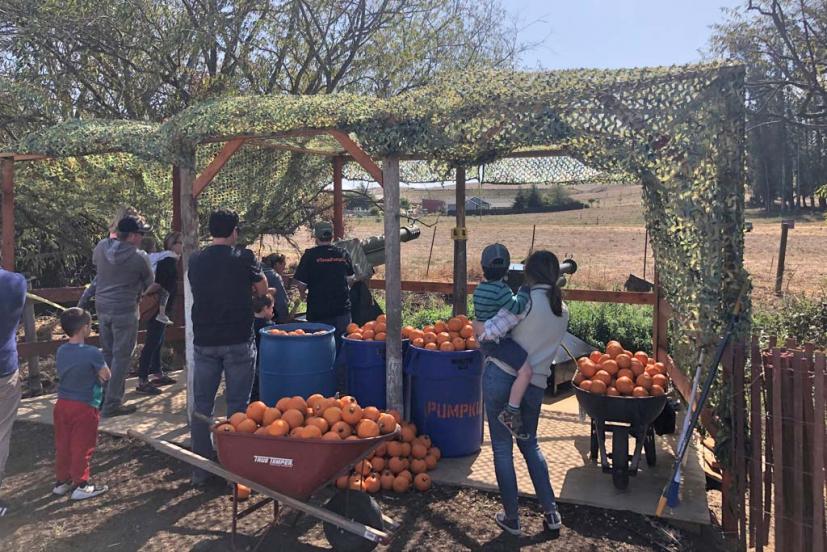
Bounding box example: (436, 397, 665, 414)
(382, 157, 403, 413)
(333, 157, 344, 239)
(179, 157, 198, 420)
(172, 165, 182, 232)
(1, 159, 14, 270)
(774, 221, 792, 295)
(652, 266, 668, 361)
(452, 167, 467, 316)
(812, 352, 825, 552)
(23, 280, 42, 395)
(192, 138, 245, 197)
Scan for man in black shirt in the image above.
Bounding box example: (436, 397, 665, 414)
(294, 221, 354, 388)
(188, 210, 267, 485)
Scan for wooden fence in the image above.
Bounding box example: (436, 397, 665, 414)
(721, 336, 826, 551)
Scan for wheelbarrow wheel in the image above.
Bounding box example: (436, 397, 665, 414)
(589, 421, 599, 462)
(323, 489, 383, 551)
(644, 428, 656, 467)
(611, 429, 629, 490)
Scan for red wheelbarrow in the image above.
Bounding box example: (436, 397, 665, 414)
(128, 420, 400, 551)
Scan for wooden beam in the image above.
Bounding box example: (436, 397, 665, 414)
(1, 159, 14, 270)
(328, 130, 383, 186)
(179, 153, 198, 419)
(382, 157, 403, 413)
(192, 138, 245, 197)
(367, 279, 656, 305)
(333, 157, 344, 239)
(453, 167, 467, 315)
(18, 326, 185, 357)
(172, 165, 181, 232)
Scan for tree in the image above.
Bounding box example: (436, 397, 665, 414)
(711, 1, 827, 210)
(512, 188, 527, 211)
(0, 0, 532, 284)
(525, 184, 544, 210)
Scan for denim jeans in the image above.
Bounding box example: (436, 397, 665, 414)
(483, 361, 557, 520)
(190, 340, 256, 482)
(98, 310, 139, 415)
(311, 312, 351, 392)
(137, 318, 166, 381)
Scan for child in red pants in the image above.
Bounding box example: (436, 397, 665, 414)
(52, 308, 111, 500)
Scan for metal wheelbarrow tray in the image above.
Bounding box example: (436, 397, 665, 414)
(128, 424, 400, 551)
(574, 386, 667, 490)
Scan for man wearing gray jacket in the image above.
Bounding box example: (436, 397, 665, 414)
(93, 215, 157, 418)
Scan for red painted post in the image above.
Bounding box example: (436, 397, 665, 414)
(792, 353, 805, 552)
(333, 157, 344, 239)
(771, 347, 785, 551)
(812, 352, 825, 552)
(1, 159, 14, 271)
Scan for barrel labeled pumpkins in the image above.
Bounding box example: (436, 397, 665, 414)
(574, 341, 670, 398)
(345, 313, 479, 352)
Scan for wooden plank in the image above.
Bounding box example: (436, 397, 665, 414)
(172, 165, 181, 232)
(652, 267, 669, 363)
(382, 157, 403, 413)
(762, 347, 774, 545)
(332, 157, 344, 239)
(365, 279, 656, 305)
(1, 159, 14, 270)
(192, 138, 245, 197)
(179, 155, 198, 420)
(792, 353, 805, 552)
(126, 431, 391, 545)
(18, 326, 185, 357)
(28, 286, 84, 304)
(329, 130, 383, 185)
(812, 352, 825, 552)
(452, 167, 467, 316)
(750, 336, 764, 551)
(734, 340, 747, 549)
(721, 343, 738, 536)
(772, 347, 785, 551)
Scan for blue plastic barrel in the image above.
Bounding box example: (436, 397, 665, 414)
(258, 323, 336, 405)
(343, 337, 409, 409)
(405, 346, 484, 458)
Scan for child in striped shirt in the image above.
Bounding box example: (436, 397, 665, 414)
(473, 243, 532, 440)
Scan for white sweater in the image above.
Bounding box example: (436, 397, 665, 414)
(490, 284, 569, 389)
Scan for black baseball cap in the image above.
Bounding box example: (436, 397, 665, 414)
(481, 243, 510, 269)
(116, 215, 151, 235)
(314, 221, 334, 240)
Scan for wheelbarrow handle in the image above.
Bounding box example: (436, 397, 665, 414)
(192, 411, 220, 426)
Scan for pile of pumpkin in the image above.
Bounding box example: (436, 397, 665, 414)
(345, 314, 479, 352)
(265, 328, 328, 336)
(575, 340, 670, 397)
(214, 394, 399, 440)
(333, 420, 440, 494)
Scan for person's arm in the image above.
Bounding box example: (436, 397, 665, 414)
(138, 252, 158, 295)
(242, 248, 267, 297)
(500, 284, 531, 315)
(344, 250, 356, 287)
(77, 278, 97, 308)
(92, 350, 111, 382)
(293, 253, 310, 300)
(273, 275, 290, 323)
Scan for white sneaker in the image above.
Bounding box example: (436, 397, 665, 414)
(52, 481, 74, 496)
(156, 312, 173, 325)
(70, 482, 108, 501)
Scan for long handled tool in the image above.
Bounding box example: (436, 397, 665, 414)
(666, 348, 704, 508)
(655, 283, 749, 516)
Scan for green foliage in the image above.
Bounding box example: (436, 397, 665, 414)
(567, 302, 654, 354)
(512, 184, 580, 212)
(752, 294, 827, 347)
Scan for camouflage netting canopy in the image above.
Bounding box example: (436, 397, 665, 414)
(8, 61, 749, 366)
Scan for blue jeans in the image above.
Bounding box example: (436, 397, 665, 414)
(483, 361, 557, 520)
(137, 318, 166, 381)
(310, 312, 351, 392)
(190, 340, 256, 482)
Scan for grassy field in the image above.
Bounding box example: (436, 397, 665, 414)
(259, 184, 826, 306)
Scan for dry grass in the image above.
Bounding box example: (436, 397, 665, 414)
(257, 184, 826, 308)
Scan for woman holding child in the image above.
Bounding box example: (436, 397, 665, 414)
(475, 249, 569, 536)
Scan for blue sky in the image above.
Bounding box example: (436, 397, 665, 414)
(502, 0, 744, 69)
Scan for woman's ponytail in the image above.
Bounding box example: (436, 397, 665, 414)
(524, 250, 563, 317)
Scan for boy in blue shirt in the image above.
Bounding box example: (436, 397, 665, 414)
(473, 244, 532, 440)
(53, 308, 111, 500)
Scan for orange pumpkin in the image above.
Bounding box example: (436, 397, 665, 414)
(579, 379, 593, 392)
(651, 384, 666, 396)
(424, 454, 438, 470)
(589, 379, 607, 394)
(400, 425, 416, 443)
(615, 376, 635, 395)
(236, 418, 258, 433)
(364, 473, 381, 494)
(322, 431, 341, 440)
(410, 458, 427, 474)
(465, 337, 479, 349)
(371, 456, 386, 472)
(246, 401, 268, 424)
(607, 386, 620, 397)
(306, 417, 329, 434)
(428, 446, 441, 461)
(636, 373, 653, 390)
(341, 404, 363, 425)
(601, 359, 619, 376)
(633, 386, 649, 397)
(392, 474, 411, 493)
(593, 370, 612, 386)
(460, 325, 474, 338)
(362, 406, 381, 422)
(323, 406, 343, 425)
(388, 456, 406, 474)
(229, 412, 248, 428)
(215, 422, 235, 433)
(267, 419, 290, 436)
(386, 441, 403, 457)
(580, 359, 598, 378)
(615, 354, 632, 370)
(380, 470, 395, 490)
(262, 407, 282, 426)
(331, 421, 353, 438)
(589, 351, 603, 363)
(414, 473, 432, 492)
(439, 341, 455, 352)
(282, 409, 305, 429)
(357, 419, 380, 438)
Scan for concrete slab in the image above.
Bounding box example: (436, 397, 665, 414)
(428, 404, 710, 526)
(18, 376, 709, 526)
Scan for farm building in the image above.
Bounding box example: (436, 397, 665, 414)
(421, 198, 445, 213)
(447, 196, 510, 214)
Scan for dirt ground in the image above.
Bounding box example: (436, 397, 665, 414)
(260, 183, 826, 307)
(0, 421, 727, 551)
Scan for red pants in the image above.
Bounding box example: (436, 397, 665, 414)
(54, 399, 100, 485)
